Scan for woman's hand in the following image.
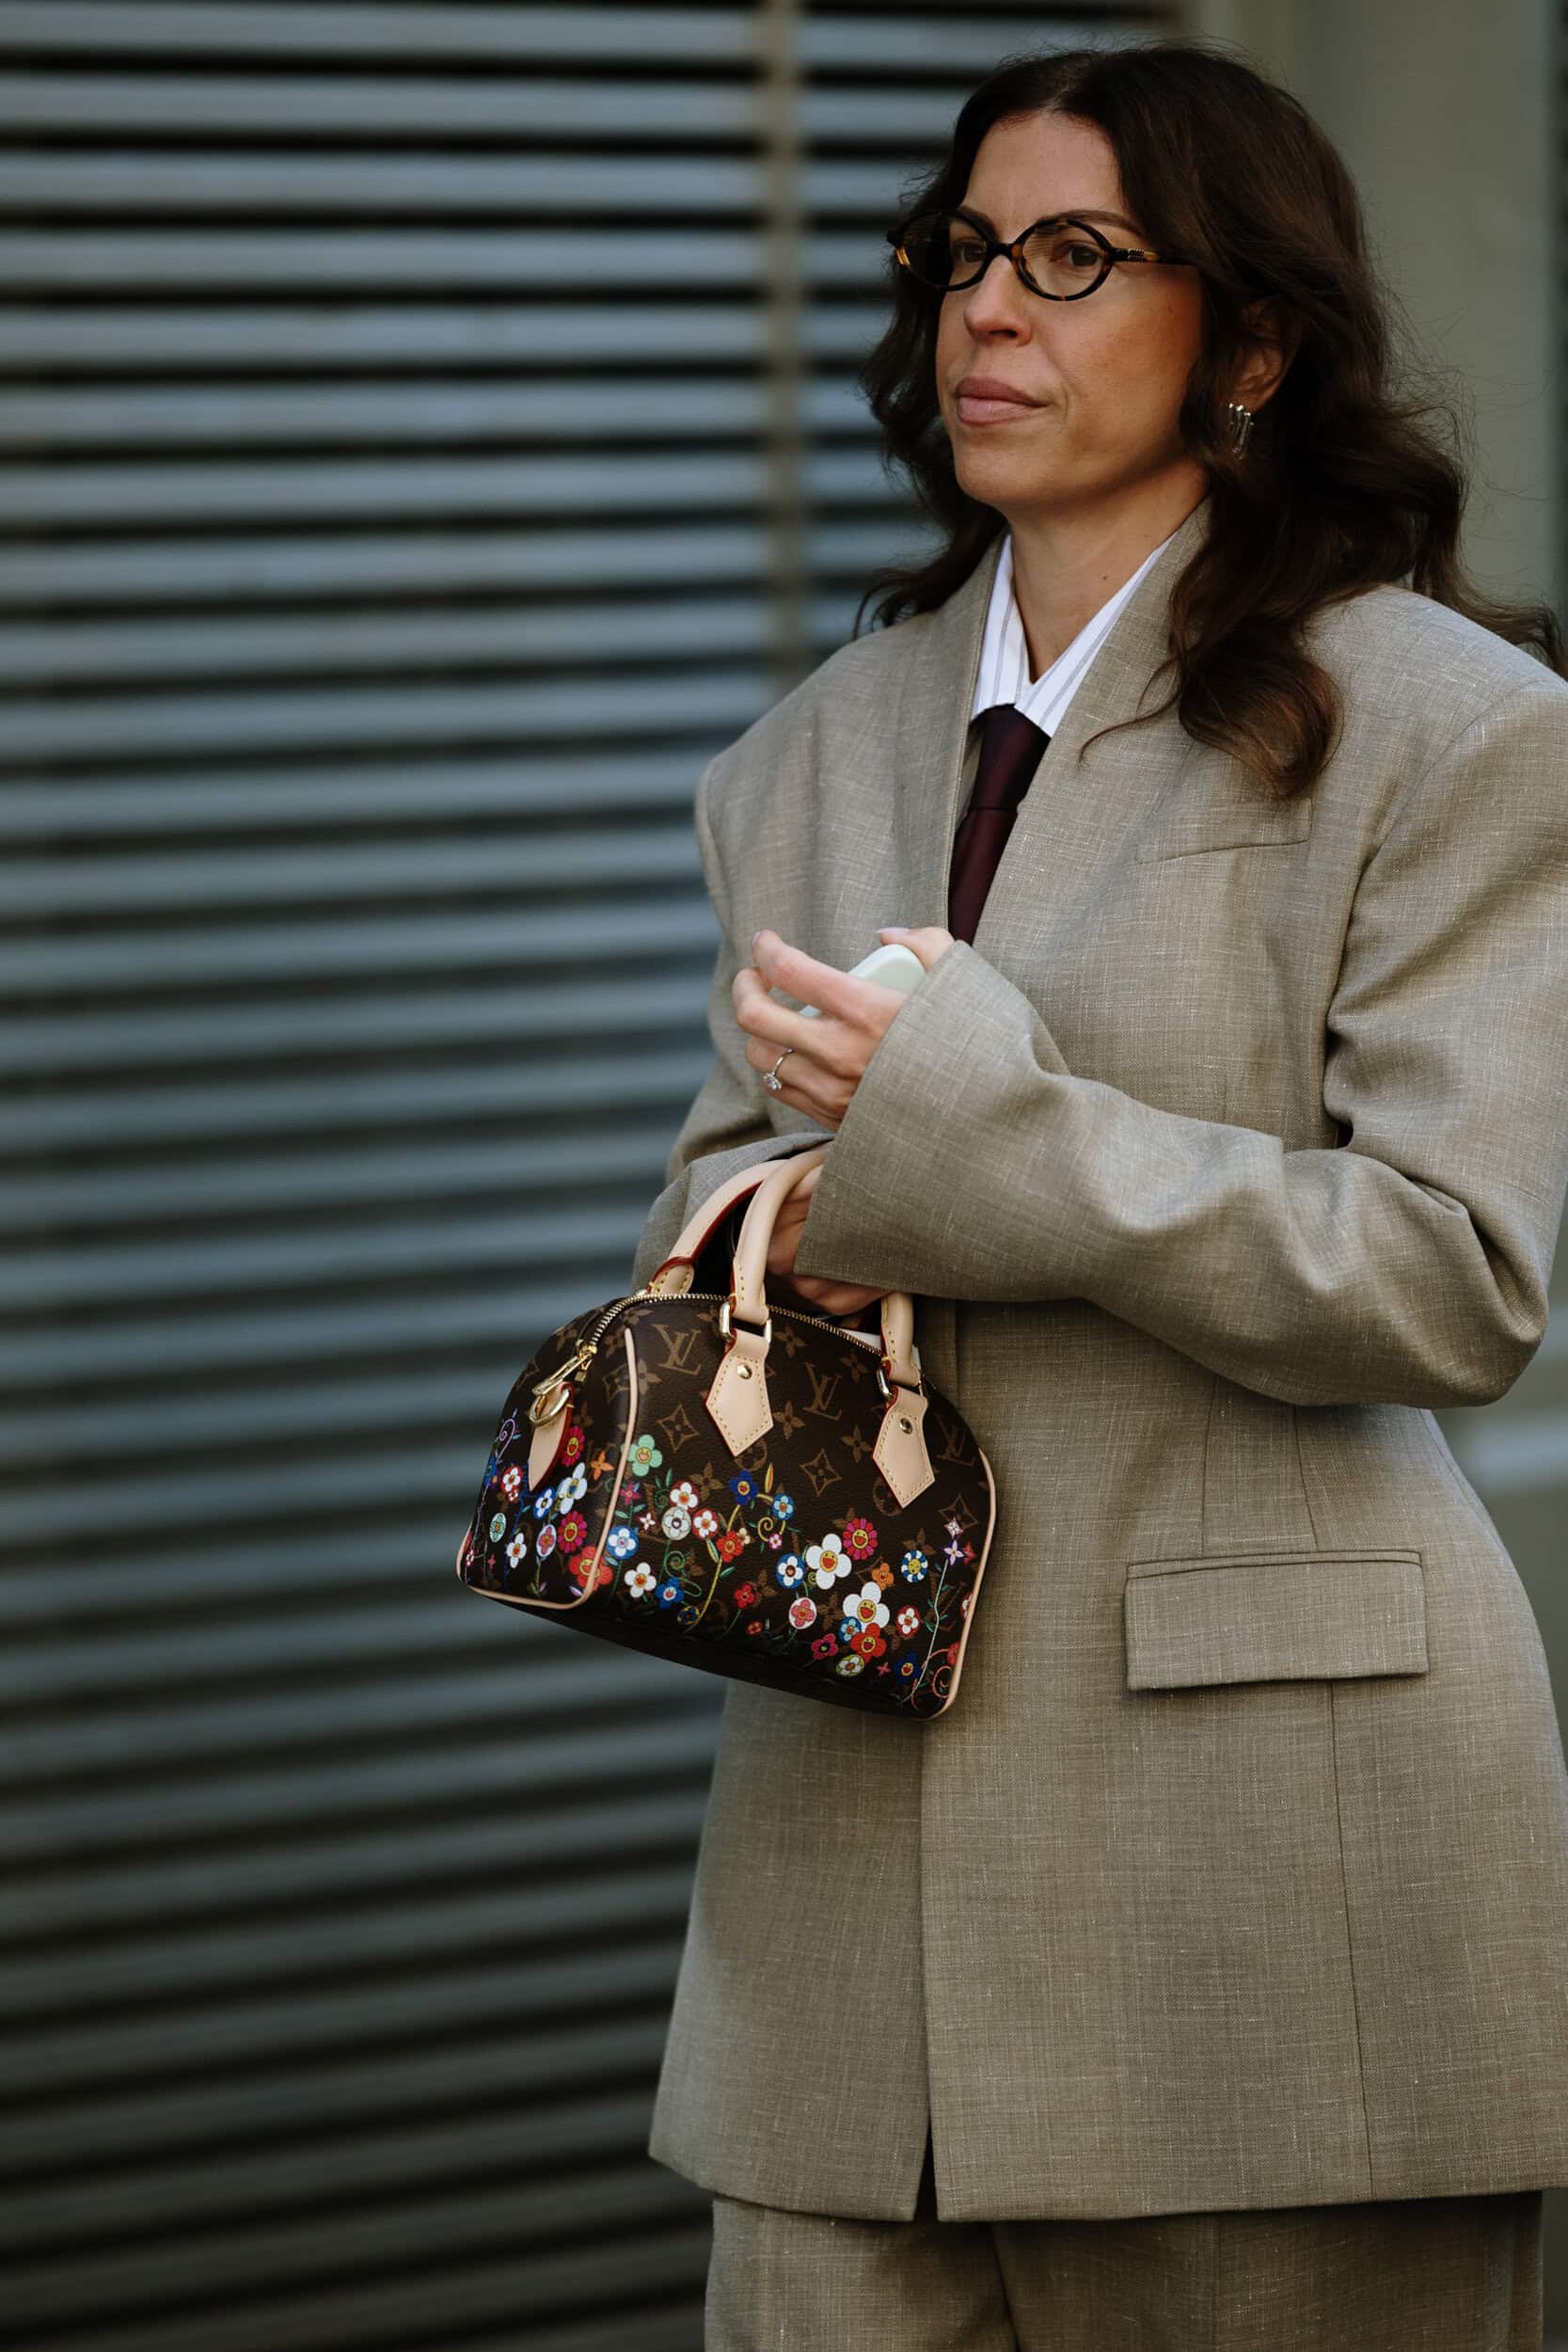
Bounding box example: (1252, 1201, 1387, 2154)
(735, 921, 955, 1317)
(735, 923, 955, 1129)
(764, 1161, 890, 1319)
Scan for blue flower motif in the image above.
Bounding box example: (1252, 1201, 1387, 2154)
(605, 1526, 638, 1561)
(772, 1492, 796, 1521)
(775, 1553, 804, 1587)
(729, 1471, 759, 1501)
(657, 1580, 681, 1608)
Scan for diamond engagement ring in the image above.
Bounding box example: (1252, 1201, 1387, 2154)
(763, 1047, 794, 1093)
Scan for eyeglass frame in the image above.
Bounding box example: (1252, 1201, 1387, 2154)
(886, 207, 1198, 302)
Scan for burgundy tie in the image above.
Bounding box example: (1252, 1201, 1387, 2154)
(947, 704, 1050, 944)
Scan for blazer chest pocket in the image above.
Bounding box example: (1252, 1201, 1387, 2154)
(1124, 1548, 1427, 1690)
(1135, 797, 1312, 862)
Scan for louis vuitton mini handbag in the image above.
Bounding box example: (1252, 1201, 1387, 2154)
(455, 1143, 998, 1717)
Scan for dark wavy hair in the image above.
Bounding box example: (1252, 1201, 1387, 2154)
(853, 37, 1565, 800)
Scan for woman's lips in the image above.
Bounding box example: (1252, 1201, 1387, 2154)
(956, 392, 1040, 424)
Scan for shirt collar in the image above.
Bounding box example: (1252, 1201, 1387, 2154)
(971, 524, 1180, 738)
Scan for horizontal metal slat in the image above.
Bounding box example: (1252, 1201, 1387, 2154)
(8, 2159, 700, 2349)
(2, 1977, 689, 2166)
(6, 2021, 684, 2192)
(0, 147, 903, 215)
(0, 518, 909, 609)
(1, 1359, 546, 1470)
(0, 227, 772, 291)
(0, 1510, 590, 1628)
(0, 1263, 695, 1391)
(1, 816, 699, 918)
(0, 298, 886, 369)
(0, 3, 757, 65)
(0, 1, 1113, 70)
(2, 977, 708, 1077)
(11, 1788, 708, 1947)
(0, 748, 709, 837)
(0, 591, 860, 687)
(5, 1193, 653, 1310)
(0, 670, 769, 765)
(0, 1049, 709, 1157)
(0, 448, 784, 525)
(0, 1705, 719, 1869)
(0, 72, 764, 138)
(8, 2087, 677, 2282)
(0, 1661, 713, 1817)
(2, 1859, 702, 2020)
(0, 373, 870, 449)
(0, 226, 894, 293)
(0, 1117, 674, 1224)
(9, 2227, 710, 2352)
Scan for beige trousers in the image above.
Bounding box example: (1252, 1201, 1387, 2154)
(705, 2132, 1544, 2351)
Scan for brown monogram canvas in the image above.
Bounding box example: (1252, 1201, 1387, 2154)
(456, 1288, 998, 1717)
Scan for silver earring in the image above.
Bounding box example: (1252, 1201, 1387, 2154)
(1227, 401, 1255, 455)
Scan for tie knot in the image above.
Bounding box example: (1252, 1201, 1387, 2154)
(972, 704, 1049, 811)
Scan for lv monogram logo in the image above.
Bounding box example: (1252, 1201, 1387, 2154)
(804, 1363, 843, 1419)
(655, 1324, 704, 1377)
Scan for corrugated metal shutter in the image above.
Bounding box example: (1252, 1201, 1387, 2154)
(2, 6, 1173, 2345)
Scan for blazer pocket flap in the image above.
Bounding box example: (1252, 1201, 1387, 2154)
(1124, 1548, 1427, 1690)
(1135, 798, 1313, 861)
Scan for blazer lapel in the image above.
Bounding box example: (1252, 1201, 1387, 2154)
(888, 493, 1214, 943)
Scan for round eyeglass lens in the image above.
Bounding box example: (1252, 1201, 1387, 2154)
(898, 214, 1107, 296)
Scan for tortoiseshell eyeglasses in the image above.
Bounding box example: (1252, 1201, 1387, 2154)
(887, 209, 1197, 301)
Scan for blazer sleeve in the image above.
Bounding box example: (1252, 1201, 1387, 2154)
(628, 755, 832, 1294)
(789, 680, 1568, 1407)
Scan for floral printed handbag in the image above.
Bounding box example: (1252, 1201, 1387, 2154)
(454, 1142, 998, 1718)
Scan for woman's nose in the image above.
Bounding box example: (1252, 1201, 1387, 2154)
(960, 251, 1033, 335)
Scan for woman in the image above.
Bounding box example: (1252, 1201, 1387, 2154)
(629, 37, 1568, 2350)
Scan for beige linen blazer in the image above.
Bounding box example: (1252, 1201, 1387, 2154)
(627, 493, 1568, 2222)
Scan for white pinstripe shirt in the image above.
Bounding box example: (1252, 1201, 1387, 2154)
(970, 523, 1180, 733)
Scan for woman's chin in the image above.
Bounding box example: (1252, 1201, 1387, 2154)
(954, 454, 1057, 509)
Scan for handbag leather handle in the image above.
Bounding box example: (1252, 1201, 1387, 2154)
(729, 1146, 922, 1394)
(648, 1146, 922, 1394)
(648, 1147, 823, 1288)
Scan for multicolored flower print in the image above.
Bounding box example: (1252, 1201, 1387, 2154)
(456, 1292, 990, 1719)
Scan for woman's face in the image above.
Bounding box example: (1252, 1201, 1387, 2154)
(933, 111, 1209, 526)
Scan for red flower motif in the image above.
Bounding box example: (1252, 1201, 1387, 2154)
(811, 1633, 839, 1659)
(850, 1628, 887, 1660)
(842, 1517, 879, 1560)
(732, 1581, 757, 1609)
(715, 1529, 747, 1563)
(745, 1618, 763, 1636)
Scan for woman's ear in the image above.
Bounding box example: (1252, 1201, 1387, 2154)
(1232, 298, 1297, 413)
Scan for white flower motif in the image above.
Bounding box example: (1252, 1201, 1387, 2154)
(661, 1504, 691, 1540)
(844, 1581, 890, 1630)
(807, 1533, 851, 1590)
(625, 1563, 657, 1597)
